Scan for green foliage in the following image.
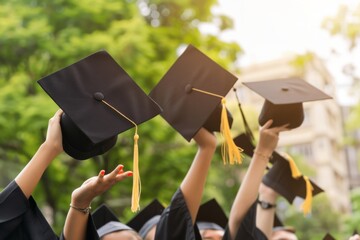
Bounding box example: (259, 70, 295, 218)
(343, 188, 360, 235)
(282, 194, 344, 240)
(322, 4, 360, 50)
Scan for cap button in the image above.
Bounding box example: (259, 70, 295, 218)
(281, 87, 289, 91)
(185, 84, 192, 94)
(93, 92, 104, 101)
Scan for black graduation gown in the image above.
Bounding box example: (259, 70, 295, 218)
(0, 181, 99, 240)
(155, 188, 202, 240)
(222, 201, 268, 240)
(0, 181, 58, 240)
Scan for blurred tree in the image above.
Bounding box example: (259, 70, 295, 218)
(322, 3, 360, 237)
(0, 0, 243, 233)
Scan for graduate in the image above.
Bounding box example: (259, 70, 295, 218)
(0, 49, 162, 240)
(153, 127, 217, 240)
(0, 110, 64, 240)
(0, 109, 134, 240)
(195, 199, 228, 240)
(149, 44, 240, 240)
(225, 78, 331, 240)
(224, 119, 289, 240)
(63, 164, 134, 240)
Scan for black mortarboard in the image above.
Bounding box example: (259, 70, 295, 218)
(38, 50, 162, 160)
(273, 214, 283, 227)
(127, 199, 165, 238)
(150, 44, 241, 164)
(322, 233, 336, 240)
(262, 154, 324, 214)
(92, 204, 133, 238)
(242, 78, 332, 129)
(38, 50, 162, 212)
(196, 199, 228, 230)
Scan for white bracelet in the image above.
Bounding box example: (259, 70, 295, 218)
(70, 204, 91, 214)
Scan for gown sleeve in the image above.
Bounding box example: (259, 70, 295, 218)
(154, 188, 201, 240)
(0, 180, 59, 240)
(222, 201, 268, 240)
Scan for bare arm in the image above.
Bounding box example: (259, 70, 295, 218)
(256, 182, 278, 239)
(180, 128, 217, 224)
(14, 109, 63, 199)
(227, 120, 288, 239)
(63, 165, 133, 240)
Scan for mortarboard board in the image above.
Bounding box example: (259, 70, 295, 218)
(242, 78, 332, 129)
(196, 198, 228, 231)
(262, 153, 324, 215)
(38, 50, 162, 212)
(38, 50, 162, 160)
(127, 199, 165, 238)
(92, 204, 133, 238)
(322, 233, 336, 240)
(149, 44, 242, 164)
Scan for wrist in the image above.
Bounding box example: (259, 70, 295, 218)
(41, 142, 62, 157)
(69, 203, 92, 214)
(257, 199, 277, 209)
(253, 148, 273, 160)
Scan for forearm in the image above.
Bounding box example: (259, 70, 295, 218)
(15, 142, 60, 199)
(228, 153, 270, 239)
(63, 204, 91, 240)
(180, 146, 215, 223)
(256, 190, 277, 238)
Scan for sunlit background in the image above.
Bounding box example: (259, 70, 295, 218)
(0, 0, 360, 239)
(205, 0, 360, 105)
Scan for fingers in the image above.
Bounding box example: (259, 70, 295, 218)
(54, 109, 63, 117)
(95, 170, 105, 184)
(115, 171, 133, 181)
(272, 123, 290, 133)
(261, 120, 290, 134)
(109, 164, 124, 177)
(261, 119, 273, 129)
(101, 165, 131, 183)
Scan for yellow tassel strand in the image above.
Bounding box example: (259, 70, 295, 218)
(301, 176, 313, 215)
(131, 132, 141, 212)
(220, 98, 243, 165)
(190, 88, 243, 165)
(101, 100, 141, 212)
(284, 153, 302, 178)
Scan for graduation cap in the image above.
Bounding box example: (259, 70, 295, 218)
(242, 78, 332, 129)
(92, 204, 133, 238)
(150, 44, 242, 164)
(322, 233, 336, 240)
(233, 133, 277, 164)
(262, 153, 324, 215)
(127, 199, 165, 238)
(38, 50, 162, 212)
(273, 213, 283, 228)
(196, 198, 228, 231)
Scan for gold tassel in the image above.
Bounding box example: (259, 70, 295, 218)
(301, 176, 313, 215)
(220, 98, 243, 165)
(190, 88, 243, 165)
(284, 153, 302, 178)
(100, 99, 141, 212)
(131, 132, 141, 212)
